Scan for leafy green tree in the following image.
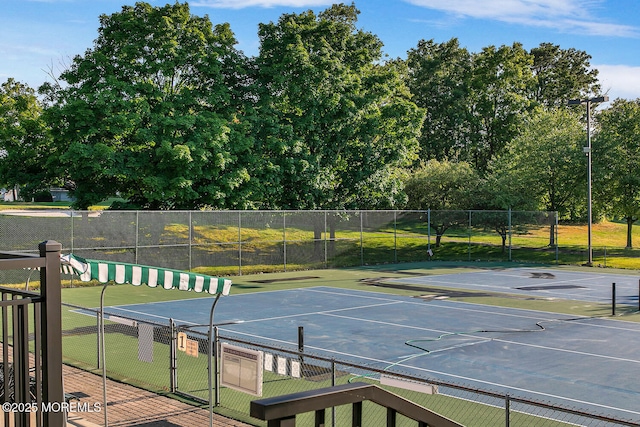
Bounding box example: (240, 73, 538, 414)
(251, 3, 424, 211)
(405, 38, 473, 162)
(468, 43, 536, 172)
(530, 43, 600, 108)
(404, 159, 479, 247)
(40, 2, 254, 210)
(490, 108, 586, 244)
(0, 79, 55, 200)
(406, 41, 536, 171)
(594, 98, 640, 248)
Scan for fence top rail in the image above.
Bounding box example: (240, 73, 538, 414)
(25, 209, 554, 214)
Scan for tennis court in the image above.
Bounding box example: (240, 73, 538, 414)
(390, 267, 640, 305)
(93, 281, 640, 423)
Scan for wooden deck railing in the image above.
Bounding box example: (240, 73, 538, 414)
(250, 382, 463, 427)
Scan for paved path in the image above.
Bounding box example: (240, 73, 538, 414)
(63, 365, 253, 427)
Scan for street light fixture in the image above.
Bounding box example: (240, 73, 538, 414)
(568, 95, 609, 266)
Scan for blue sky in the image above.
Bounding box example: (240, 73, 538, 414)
(2, 0, 640, 100)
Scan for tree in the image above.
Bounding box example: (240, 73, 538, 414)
(467, 43, 536, 172)
(405, 38, 473, 162)
(251, 3, 424, 211)
(490, 108, 586, 244)
(595, 98, 640, 248)
(0, 79, 55, 200)
(404, 159, 480, 247)
(406, 41, 536, 171)
(530, 43, 600, 108)
(40, 2, 254, 209)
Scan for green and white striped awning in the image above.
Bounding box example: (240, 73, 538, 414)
(61, 254, 232, 295)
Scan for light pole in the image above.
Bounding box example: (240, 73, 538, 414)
(568, 95, 609, 266)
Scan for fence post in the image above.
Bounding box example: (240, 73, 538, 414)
(360, 211, 364, 266)
(427, 209, 431, 257)
(324, 211, 328, 268)
(331, 360, 336, 427)
(508, 208, 512, 262)
(170, 318, 177, 393)
(70, 211, 75, 287)
(283, 212, 287, 272)
(238, 211, 242, 276)
(135, 211, 139, 265)
(505, 394, 510, 427)
(99, 283, 110, 427)
(189, 212, 193, 272)
(393, 211, 398, 264)
(468, 210, 472, 262)
(555, 212, 559, 264)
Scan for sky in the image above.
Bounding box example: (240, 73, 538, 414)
(2, 0, 640, 101)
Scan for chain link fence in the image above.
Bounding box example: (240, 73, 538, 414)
(59, 303, 640, 427)
(0, 210, 560, 281)
(5, 208, 640, 271)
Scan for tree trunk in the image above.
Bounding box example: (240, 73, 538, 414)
(549, 223, 556, 247)
(626, 217, 635, 249)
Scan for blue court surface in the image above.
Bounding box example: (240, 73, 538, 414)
(391, 267, 640, 305)
(100, 285, 640, 422)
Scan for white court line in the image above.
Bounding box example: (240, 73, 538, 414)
(305, 287, 589, 325)
(103, 306, 173, 321)
(226, 326, 640, 417)
(230, 300, 404, 324)
(301, 287, 640, 334)
(400, 276, 601, 289)
(490, 337, 640, 364)
(392, 362, 640, 417)
(102, 286, 640, 335)
(305, 287, 408, 302)
(395, 271, 639, 298)
(320, 311, 640, 364)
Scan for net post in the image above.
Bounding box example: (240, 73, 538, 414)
(612, 283, 616, 316)
(298, 326, 304, 368)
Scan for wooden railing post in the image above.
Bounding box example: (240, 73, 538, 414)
(39, 240, 64, 426)
(352, 401, 362, 427)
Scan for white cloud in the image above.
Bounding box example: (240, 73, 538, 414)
(404, 0, 640, 37)
(405, 0, 585, 19)
(190, 0, 332, 9)
(595, 64, 640, 101)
